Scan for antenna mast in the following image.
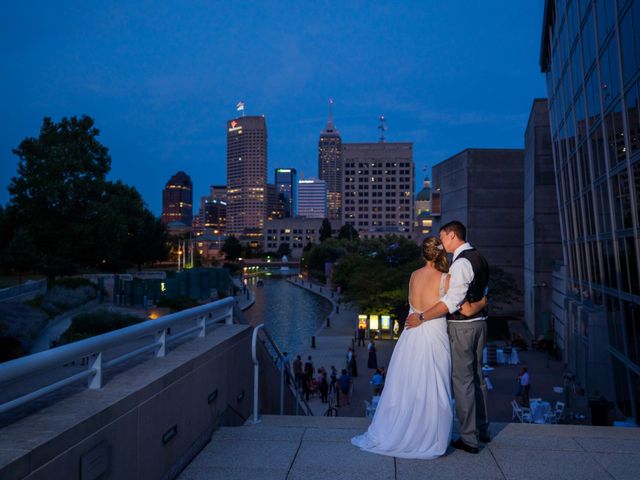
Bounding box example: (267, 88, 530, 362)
(378, 114, 387, 143)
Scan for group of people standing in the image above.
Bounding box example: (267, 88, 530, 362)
(290, 354, 355, 406)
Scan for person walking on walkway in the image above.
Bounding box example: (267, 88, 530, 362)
(338, 369, 352, 406)
(293, 355, 303, 388)
(358, 326, 366, 347)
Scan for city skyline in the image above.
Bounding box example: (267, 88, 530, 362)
(0, 1, 546, 216)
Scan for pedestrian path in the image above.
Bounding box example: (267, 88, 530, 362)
(286, 278, 396, 417)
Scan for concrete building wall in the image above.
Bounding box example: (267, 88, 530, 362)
(0, 325, 257, 480)
(432, 148, 524, 318)
(524, 98, 563, 338)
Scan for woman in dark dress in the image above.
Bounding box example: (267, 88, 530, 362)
(368, 340, 378, 369)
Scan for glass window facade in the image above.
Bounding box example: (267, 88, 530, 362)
(541, 0, 640, 423)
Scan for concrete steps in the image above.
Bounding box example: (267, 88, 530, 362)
(178, 415, 640, 480)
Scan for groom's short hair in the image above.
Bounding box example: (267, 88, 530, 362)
(440, 221, 466, 241)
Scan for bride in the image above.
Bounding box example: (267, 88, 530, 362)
(351, 237, 486, 459)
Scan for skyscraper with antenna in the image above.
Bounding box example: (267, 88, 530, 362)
(318, 99, 343, 220)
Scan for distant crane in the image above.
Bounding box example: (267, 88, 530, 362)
(378, 114, 387, 143)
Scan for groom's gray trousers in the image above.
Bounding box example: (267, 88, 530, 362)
(448, 320, 490, 448)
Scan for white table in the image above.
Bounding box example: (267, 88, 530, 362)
(483, 347, 488, 364)
(509, 348, 520, 365)
(530, 400, 551, 424)
(496, 348, 505, 364)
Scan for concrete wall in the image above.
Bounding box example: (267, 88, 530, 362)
(432, 148, 525, 317)
(0, 324, 256, 480)
(524, 99, 563, 337)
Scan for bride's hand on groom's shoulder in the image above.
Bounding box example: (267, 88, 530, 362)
(405, 312, 422, 329)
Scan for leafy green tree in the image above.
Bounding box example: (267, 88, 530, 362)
(7, 116, 111, 275)
(221, 236, 242, 261)
(487, 266, 523, 310)
(319, 218, 332, 242)
(5, 116, 167, 276)
(337, 223, 359, 241)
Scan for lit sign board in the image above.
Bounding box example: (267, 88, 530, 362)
(276, 169, 291, 173)
(228, 120, 243, 133)
(358, 315, 367, 329)
(369, 315, 379, 330)
(381, 315, 391, 330)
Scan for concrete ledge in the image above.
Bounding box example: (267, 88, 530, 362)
(0, 324, 254, 480)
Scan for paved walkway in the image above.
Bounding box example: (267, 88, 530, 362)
(179, 414, 640, 480)
(286, 278, 396, 417)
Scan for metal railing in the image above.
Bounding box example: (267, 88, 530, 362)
(0, 279, 47, 302)
(0, 297, 234, 414)
(250, 323, 313, 423)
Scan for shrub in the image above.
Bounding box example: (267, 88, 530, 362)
(59, 311, 144, 344)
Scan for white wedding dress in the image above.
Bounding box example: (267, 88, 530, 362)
(351, 273, 453, 459)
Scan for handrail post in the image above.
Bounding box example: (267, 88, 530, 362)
(225, 304, 233, 325)
(250, 324, 264, 424)
(197, 316, 206, 338)
(156, 329, 166, 357)
(279, 363, 285, 415)
(88, 352, 102, 389)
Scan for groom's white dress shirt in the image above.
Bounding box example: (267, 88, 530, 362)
(441, 242, 487, 322)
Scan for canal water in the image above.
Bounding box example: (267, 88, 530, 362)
(242, 274, 333, 356)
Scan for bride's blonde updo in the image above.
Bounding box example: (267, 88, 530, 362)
(422, 237, 449, 273)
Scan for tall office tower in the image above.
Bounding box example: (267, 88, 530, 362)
(430, 148, 524, 317)
(275, 168, 297, 218)
(210, 185, 227, 203)
(298, 178, 327, 218)
(540, 0, 640, 422)
(265, 184, 280, 220)
(523, 99, 563, 340)
(161, 171, 193, 226)
(415, 175, 433, 236)
(318, 100, 343, 220)
(203, 199, 226, 231)
(342, 142, 414, 239)
(226, 116, 267, 241)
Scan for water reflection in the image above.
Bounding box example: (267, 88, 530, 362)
(242, 275, 333, 356)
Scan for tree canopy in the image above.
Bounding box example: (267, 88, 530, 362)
(319, 218, 332, 242)
(221, 236, 242, 261)
(2, 115, 168, 276)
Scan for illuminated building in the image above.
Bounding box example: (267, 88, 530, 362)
(415, 175, 432, 236)
(226, 115, 267, 242)
(341, 142, 415, 239)
(161, 171, 192, 226)
(318, 100, 343, 220)
(298, 178, 327, 219)
(275, 168, 297, 218)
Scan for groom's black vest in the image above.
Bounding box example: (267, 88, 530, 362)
(447, 248, 490, 321)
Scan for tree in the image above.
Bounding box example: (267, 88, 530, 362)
(4, 116, 167, 276)
(7, 116, 111, 275)
(319, 218, 332, 242)
(221, 236, 242, 261)
(337, 223, 359, 241)
(487, 266, 523, 310)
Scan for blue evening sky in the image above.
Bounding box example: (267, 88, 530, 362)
(1, 1, 547, 216)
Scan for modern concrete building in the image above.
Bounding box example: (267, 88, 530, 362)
(264, 217, 341, 258)
(226, 116, 267, 243)
(540, 0, 640, 422)
(524, 98, 563, 339)
(297, 178, 327, 219)
(431, 148, 525, 317)
(210, 185, 227, 203)
(318, 100, 343, 220)
(342, 142, 414, 239)
(161, 171, 193, 226)
(275, 168, 297, 218)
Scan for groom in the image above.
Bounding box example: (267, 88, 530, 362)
(406, 220, 490, 454)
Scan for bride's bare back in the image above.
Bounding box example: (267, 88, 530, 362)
(408, 264, 445, 313)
